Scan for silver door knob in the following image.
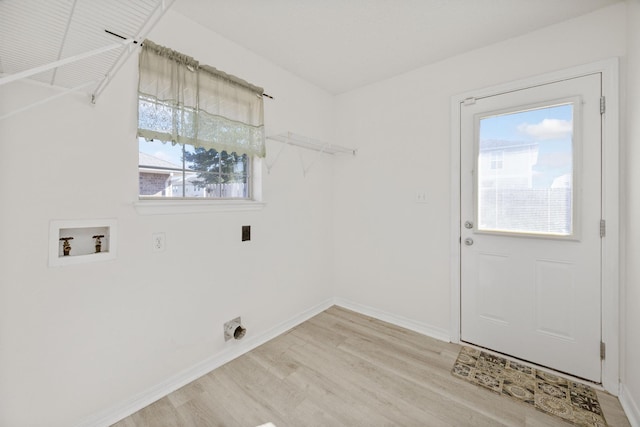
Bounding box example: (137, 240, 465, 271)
(464, 220, 474, 229)
(464, 238, 474, 246)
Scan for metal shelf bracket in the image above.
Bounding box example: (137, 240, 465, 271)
(265, 132, 357, 176)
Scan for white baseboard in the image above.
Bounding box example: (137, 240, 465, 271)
(620, 383, 640, 427)
(73, 298, 335, 427)
(74, 297, 450, 427)
(333, 297, 451, 343)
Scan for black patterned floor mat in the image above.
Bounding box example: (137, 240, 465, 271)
(452, 346, 607, 427)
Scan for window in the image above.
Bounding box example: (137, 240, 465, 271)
(137, 40, 265, 200)
(477, 103, 574, 236)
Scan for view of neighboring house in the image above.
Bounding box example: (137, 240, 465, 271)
(139, 152, 249, 198)
(138, 151, 180, 196)
(168, 172, 248, 198)
(478, 139, 572, 235)
(478, 139, 539, 189)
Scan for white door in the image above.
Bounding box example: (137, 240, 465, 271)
(460, 73, 602, 382)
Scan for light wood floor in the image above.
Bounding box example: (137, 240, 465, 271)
(113, 306, 630, 427)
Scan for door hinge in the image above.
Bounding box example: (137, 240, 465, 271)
(600, 219, 606, 238)
(600, 341, 606, 360)
(463, 97, 476, 106)
(600, 96, 606, 114)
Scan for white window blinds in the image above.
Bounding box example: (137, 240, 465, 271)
(137, 40, 266, 158)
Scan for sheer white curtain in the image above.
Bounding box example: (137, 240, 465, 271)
(137, 40, 265, 157)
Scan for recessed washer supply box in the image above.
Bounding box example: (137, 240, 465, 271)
(49, 219, 117, 267)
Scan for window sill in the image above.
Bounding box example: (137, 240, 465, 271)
(134, 199, 266, 215)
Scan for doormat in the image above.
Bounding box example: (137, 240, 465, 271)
(451, 346, 607, 427)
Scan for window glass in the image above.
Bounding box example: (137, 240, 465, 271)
(477, 103, 574, 236)
(138, 138, 250, 199)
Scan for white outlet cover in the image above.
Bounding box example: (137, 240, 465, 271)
(152, 232, 165, 252)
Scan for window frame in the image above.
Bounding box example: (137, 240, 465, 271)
(473, 98, 580, 240)
(134, 156, 264, 215)
(135, 40, 265, 214)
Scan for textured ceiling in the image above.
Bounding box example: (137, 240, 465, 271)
(172, 0, 621, 94)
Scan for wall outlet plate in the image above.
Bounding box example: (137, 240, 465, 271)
(152, 232, 165, 252)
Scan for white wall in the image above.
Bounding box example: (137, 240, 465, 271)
(623, 0, 640, 423)
(0, 10, 336, 427)
(3, 3, 639, 427)
(333, 3, 626, 353)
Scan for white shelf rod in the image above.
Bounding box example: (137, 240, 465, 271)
(0, 40, 134, 87)
(267, 132, 356, 155)
(0, 80, 98, 121)
(50, 0, 79, 86)
(265, 132, 356, 176)
(92, 0, 177, 103)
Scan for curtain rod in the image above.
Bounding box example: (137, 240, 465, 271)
(105, 29, 138, 44)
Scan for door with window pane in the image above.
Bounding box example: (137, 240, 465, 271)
(460, 73, 602, 382)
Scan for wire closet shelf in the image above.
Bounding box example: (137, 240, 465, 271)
(267, 132, 356, 155)
(266, 132, 357, 176)
(0, 0, 175, 120)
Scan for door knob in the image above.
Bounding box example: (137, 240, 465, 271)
(464, 238, 474, 246)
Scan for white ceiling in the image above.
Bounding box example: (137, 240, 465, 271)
(171, 0, 621, 94)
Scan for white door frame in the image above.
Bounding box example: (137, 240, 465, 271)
(449, 58, 620, 394)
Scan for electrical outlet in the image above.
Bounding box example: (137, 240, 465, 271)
(152, 232, 165, 252)
(415, 190, 428, 204)
(242, 225, 251, 241)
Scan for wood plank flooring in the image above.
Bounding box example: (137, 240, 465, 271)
(112, 306, 630, 427)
